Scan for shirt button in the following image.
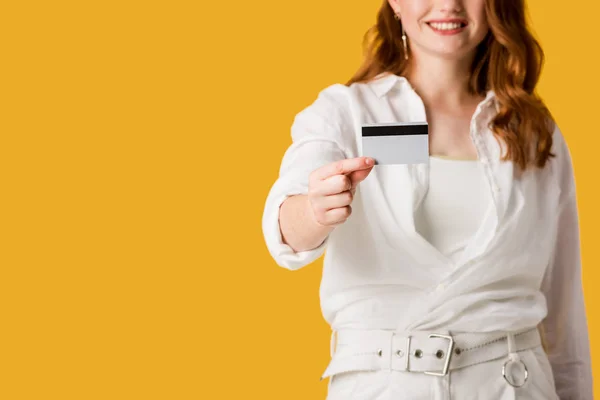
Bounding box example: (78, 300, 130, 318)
(493, 185, 501, 193)
(435, 283, 446, 291)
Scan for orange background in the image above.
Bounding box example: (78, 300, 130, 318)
(1, 0, 597, 398)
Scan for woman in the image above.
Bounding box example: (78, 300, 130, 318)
(261, 0, 592, 398)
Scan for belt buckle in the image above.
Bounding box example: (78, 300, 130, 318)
(424, 334, 455, 377)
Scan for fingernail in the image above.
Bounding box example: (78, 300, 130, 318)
(365, 158, 372, 165)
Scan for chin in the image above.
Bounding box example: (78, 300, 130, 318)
(422, 45, 477, 60)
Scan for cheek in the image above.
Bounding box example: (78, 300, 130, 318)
(469, 4, 489, 39)
(396, 0, 427, 21)
(470, 1, 488, 29)
(468, 0, 487, 14)
(398, 8, 428, 34)
(473, 20, 490, 42)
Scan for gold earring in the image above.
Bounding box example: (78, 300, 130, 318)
(401, 26, 408, 60)
(394, 12, 409, 60)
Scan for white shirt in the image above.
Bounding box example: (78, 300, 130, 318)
(414, 157, 493, 264)
(261, 73, 592, 398)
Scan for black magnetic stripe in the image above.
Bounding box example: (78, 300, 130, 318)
(362, 125, 428, 137)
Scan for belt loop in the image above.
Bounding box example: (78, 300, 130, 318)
(505, 331, 522, 364)
(506, 331, 517, 356)
(387, 332, 394, 371)
(503, 331, 529, 387)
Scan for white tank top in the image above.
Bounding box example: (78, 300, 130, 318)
(413, 156, 493, 264)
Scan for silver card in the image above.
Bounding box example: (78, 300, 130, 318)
(362, 122, 429, 165)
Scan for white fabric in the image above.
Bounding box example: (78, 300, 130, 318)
(413, 157, 492, 264)
(325, 345, 558, 399)
(321, 327, 541, 377)
(261, 73, 592, 398)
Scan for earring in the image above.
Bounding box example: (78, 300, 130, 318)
(401, 26, 408, 60)
(394, 12, 409, 60)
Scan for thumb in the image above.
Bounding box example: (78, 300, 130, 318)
(349, 165, 374, 188)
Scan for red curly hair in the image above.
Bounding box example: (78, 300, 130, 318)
(347, 0, 554, 170)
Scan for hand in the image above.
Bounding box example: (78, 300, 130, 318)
(307, 156, 375, 227)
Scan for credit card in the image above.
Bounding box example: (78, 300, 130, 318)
(361, 122, 429, 165)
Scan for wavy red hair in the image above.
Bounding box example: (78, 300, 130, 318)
(347, 0, 554, 170)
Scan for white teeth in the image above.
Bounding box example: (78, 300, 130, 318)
(429, 22, 463, 31)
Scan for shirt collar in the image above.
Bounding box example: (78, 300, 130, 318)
(368, 72, 408, 98)
(368, 72, 498, 111)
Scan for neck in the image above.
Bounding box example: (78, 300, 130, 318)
(404, 50, 477, 107)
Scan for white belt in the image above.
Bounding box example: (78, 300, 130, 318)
(320, 327, 540, 382)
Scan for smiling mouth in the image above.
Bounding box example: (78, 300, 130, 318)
(426, 21, 468, 31)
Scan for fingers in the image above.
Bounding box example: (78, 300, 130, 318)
(309, 190, 354, 226)
(307, 156, 374, 227)
(348, 166, 375, 187)
(310, 162, 374, 196)
(312, 157, 374, 181)
(323, 206, 352, 225)
(310, 174, 351, 196)
(312, 204, 353, 226)
(318, 190, 354, 211)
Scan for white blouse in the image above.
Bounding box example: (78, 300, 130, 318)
(261, 73, 592, 398)
(414, 157, 493, 265)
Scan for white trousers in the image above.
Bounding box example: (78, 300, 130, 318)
(324, 328, 558, 400)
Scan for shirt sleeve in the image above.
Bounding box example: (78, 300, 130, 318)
(540, 124, 593, 399)
(261, 84, 352, 270)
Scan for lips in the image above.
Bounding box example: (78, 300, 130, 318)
(427, 18, 468, 30)
(425, 20, 468, 33)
